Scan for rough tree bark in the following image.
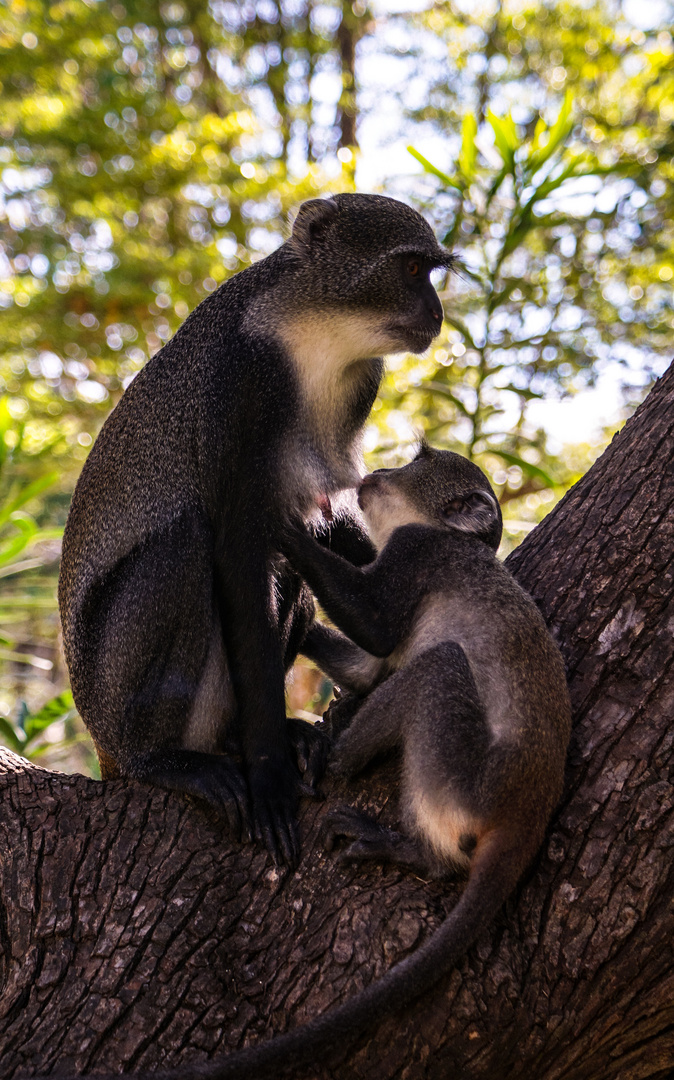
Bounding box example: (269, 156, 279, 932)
(1, 362, 673, 1080)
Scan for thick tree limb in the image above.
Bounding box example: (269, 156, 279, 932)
(1, 363, 673, 1080)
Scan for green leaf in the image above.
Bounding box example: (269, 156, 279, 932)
(490, 450, 556, 487)
(0, 399, 12, 474)
(485, 165, 509, 205)
(527, 91, 574, 173)
(423, 382, 473, 418)
(23, 691, 76, 741)
(0, 471, 60, 528)
(0, 596, 62, 609)
(0, 716, 24, 752)
(458, 113, 478, 181)
(494, 384, 545, 401)
(442, 316, 477, 348)
(487, 111, 519, 171)
(0, 646, 53, 669)
(407, 146, 463, 191)
(0, 513, 37, 565)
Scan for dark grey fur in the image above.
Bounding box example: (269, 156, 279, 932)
(58, 193, 451, 866)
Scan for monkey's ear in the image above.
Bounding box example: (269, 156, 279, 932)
(442, 490, 502, 548)
(291, 198, 339, 251)
(414, 437, 433, 461)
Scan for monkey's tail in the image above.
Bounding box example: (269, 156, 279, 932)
(154, 829, 532, 1080)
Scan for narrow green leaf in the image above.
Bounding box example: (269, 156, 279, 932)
(23, 691, 76, 740)
(487, 110, 519, 171)
(0, 596, 60, 609)
(527, 93, 573, 173)
(407, 146, 463, 191)
(458, 113, 478, 181)
(530, 116, 547, 153)
(485, 165, 509, 204)
(491, 450, 556, 487)
(0, 516, 38, 565)
(442, 316, 477, 349)
(27, 731, 90, 760)
(422, 382, 473, 418)
(496, 384, 544, 401)
(0, 471, 59, 528)
(0, 716, 23, 751)
(0, 646, 54, 669)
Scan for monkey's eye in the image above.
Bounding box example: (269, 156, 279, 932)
(407, 258, 421, 278)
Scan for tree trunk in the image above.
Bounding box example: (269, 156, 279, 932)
(337, 3, 368, 149)
(1, 362, 673, 1080)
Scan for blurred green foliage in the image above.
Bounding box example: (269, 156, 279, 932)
(0, 689, 92, 766)
(364, 0, 673, 544)
(0, 0, 357, 452)
(0, 0, 672, 764)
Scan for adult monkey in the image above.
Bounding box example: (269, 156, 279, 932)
(58, 193, 452, 866)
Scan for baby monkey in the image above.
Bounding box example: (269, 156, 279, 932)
(285, 441, 571, 892)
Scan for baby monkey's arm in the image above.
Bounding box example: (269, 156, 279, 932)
(280, 519, 399, 657)
(302, 622, 385, 695)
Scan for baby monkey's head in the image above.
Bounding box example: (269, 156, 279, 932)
(358, 442, 502, 552)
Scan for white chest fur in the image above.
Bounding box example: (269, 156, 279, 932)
(275, 311, 392, 513)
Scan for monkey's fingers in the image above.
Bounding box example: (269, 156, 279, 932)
(198, 764, 252, 844)
(248, 758, 302, 867)
(221, 779, 254, 845)
(253, 802, 300, 868)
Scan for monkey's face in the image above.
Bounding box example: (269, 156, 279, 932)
(379, 255, 445, 353)
(288, 193, 454, 357)
(358, 444, 502, 551)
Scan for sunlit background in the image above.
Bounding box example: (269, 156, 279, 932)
(1, 0, 672, 770)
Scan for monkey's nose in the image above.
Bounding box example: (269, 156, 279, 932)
(357, 473, 381, 509)
(359, 474, 380, 492)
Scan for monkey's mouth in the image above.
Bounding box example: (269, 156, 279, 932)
(388, 323, 438, 351)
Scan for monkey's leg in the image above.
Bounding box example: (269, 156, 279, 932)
(217, 541, 310, 867)
(321, 808, 444, 879)
(402, 641, 491, 820)
(75, 512, 252, 842)
(275, 560, 315, 672)
(328, 667, 407, 778)
(274, 563, 329, 791)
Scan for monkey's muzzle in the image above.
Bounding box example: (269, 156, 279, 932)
(357, 473, 385, 510)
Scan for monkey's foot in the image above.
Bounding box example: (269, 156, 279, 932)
(322, 806, 438, 878)
(248, 754, 306, 869)
(321, 806, 398, 860)
(286, 717, 329, 792)
(131, 751, 253, 845)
